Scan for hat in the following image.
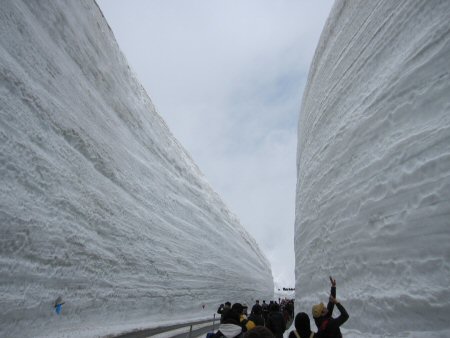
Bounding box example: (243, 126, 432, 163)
(232, 303, 244, 314)
(223, 309, 240, 325)
(312, 303, 325, 318)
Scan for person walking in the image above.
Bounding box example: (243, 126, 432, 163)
(248, 305, 265, 327)
(265, 303, 286, 338)
(261, 300, 269, 324)
(252, 300, 262, 315)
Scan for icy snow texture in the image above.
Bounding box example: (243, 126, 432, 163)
(0, 1, 273, 337)
(295, 0, 450, 336)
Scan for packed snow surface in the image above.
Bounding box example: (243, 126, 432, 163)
(0, 1, 273, 337)
(295, 0, 450, 337)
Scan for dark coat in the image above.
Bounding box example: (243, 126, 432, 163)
(218, 305, 231, 324)
(248, 313, 265, 326)
(266, 311, 286, 338)
(251, 304, 263, 315)
(314, 286, 336, 330)
(315, 303, 349, 338)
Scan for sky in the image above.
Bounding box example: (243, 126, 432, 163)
(97, 0, 334, 287)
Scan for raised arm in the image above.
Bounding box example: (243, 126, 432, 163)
(327, 276, 336, 315)
(329, 296, 349, 327)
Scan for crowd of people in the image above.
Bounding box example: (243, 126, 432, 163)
(211, 277, 348, 338)
(213, 298, 294, 338)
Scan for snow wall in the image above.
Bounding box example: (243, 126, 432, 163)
(0, 1, 273, 337)
(295, 0, 450, 336)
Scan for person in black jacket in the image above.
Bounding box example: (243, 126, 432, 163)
(288, 312, 316, 338)
(312, 277, 349, 338)
(251, 300, 262, 316)
(261, 300, 269, 324)
(218, 302, 232, 324)
(213, 309, 243, 338)
(314, 296, 348, 338)
(248, 305, 265, 327)
(289, 312, 316, 338)
(312, 277, 336, 330)
(266, 303, 286, 338)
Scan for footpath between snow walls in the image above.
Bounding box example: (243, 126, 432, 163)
(0, 1, 273, 337)
(295, 1, 450, 336)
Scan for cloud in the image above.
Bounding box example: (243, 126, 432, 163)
(98, 0, 334, 286)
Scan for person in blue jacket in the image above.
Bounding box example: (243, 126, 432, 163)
(54, 296, 65, 315)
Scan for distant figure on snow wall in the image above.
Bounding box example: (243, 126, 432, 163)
(54, 296, 65, 315)
(312, 276, 349, 338)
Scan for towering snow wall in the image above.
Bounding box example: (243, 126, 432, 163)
(0, 1, 273, 337)
(295, 0, 450, 336)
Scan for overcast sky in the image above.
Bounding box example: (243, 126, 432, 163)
(97, 0, 334, 288)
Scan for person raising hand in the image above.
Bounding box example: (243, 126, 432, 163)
(312, 276, 349, 338)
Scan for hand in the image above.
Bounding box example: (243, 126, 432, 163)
(329, 276, 336, 287)
(329, 295, 339, 304)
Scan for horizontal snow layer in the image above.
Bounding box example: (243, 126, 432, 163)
(0, 1, 273, 337)
(295, 0, 450, 336)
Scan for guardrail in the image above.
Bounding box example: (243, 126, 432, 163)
(112, 314, 218, 338)
(184, 315, 217, 338)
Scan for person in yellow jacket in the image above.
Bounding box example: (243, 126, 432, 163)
(232, 303, 257, 332)
(241, 314, 256, 331)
